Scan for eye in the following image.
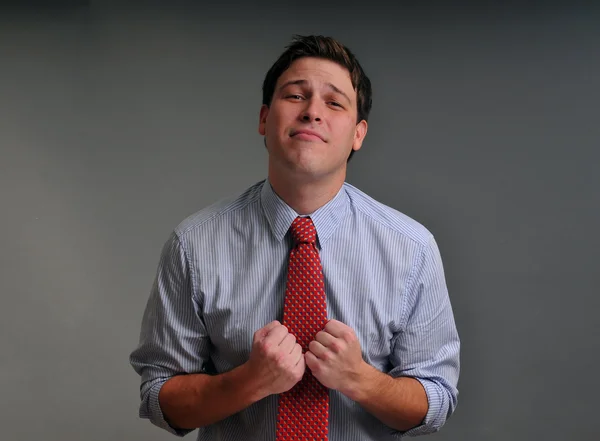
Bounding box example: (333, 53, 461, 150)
(286, 94, 304, 100)
(328, 101, 343, 108)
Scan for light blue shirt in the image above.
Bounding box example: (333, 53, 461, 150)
(130, 179, 460, 440)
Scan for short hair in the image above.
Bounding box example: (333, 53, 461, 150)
(261, 35, 372, 161)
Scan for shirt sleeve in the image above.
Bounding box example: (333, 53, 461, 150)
(388, 234, 460, 437)
(129, 231, 211, 437)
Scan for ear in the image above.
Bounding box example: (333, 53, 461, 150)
(258, 104, 269, 135)
(351, 120, 368, 152)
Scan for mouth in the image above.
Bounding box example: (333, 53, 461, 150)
(290, 129, 326, 142)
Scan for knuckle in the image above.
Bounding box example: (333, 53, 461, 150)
(259, 341, 274, 356)
(329, 341, 342, 353)
(320, 350, 332, 362)
(274, 352, 288, 368)
(294, 363, 305, 376)
(342, 330, 355, 341)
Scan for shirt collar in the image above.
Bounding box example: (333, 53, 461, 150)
(260, 179, 349, 247)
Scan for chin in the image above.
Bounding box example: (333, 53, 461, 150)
(281, 156, 321, 175)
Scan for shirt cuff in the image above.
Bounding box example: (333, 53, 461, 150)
(141, 380, 195, 437)
(391, 377, 446, 438)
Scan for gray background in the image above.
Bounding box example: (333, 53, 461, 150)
(1, 1, 599, 440)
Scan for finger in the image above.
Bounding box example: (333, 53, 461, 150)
(254, 320, 281, 341)
(324, 319, 352, 339)
(315, 330, 337, 348)
(279, 333, 297, 353)
(264, 324, 289, 346)
(263, 320, 281, 333)
(304, 350, 320, 371)
(308, 340, 328, 359)
(292, 343, 304, 366)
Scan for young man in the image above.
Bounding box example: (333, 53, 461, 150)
(130, 35, 460, 441)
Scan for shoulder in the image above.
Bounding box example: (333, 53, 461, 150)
(343, 182, 433, 248)
(174, 180, 264, 239)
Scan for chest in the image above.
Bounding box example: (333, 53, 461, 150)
(194, 237, 413, 373)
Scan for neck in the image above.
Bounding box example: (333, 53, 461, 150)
(268, 169, 345, 215)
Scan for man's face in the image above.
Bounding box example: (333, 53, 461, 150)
(259, 57, 367, 181)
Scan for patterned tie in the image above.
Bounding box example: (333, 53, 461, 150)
(276, 216, 329, 441)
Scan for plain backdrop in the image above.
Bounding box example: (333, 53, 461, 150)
(1, 1, 599, 440)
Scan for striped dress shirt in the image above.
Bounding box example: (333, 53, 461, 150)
(129, 179, 460, 440)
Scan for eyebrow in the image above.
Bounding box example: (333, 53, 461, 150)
(278, 79, 352, 105)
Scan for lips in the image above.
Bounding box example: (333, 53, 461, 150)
(290, 129, 325, 142)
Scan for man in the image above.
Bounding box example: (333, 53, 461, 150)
(130, 35, 460, 440)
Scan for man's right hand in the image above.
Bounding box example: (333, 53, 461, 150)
(243, 320, 305, 398)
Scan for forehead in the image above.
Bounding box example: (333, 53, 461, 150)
(277, 57, 355, 95)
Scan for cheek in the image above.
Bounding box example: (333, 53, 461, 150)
(333, 120, 357, 142)
(268, 112, 291, 136)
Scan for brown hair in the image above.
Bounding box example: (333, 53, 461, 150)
(262, 35, 372, 161)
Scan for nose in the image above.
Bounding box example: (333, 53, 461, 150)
(300, 99, 322, 122)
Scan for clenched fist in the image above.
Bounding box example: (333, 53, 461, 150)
(305, 319, 369, 400)
(244, 320, 305, 399)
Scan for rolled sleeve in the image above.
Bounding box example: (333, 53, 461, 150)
(389, 235, 460, 437)
(140, 379, 193, 436)
(129, 231, 211, 436)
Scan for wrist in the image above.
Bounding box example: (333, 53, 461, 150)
(232, 362, 270, 403)
(343, 362, 381, 403)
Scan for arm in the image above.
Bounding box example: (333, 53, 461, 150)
(307, 321, 429, 431)
(129, 231, 214, 435)
(345, 364, 429, 432)
(385, 234, 460, 436)
(157, 364, 262, 430)
(129, 232, 304, 434)
(158, 320, 305, 430)
(306, 235, 459, 435)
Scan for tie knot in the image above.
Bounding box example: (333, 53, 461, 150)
(290, 217, 317, 244)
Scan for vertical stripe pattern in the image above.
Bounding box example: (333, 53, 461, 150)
(129, 179, 460, 441)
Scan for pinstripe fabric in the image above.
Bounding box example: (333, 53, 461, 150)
(130, 179, 460, 440)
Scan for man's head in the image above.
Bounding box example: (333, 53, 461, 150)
(259, 35, 372, 185)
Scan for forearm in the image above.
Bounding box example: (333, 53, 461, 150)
(158, 363, 264, 429)
(348, 363, 429, 432)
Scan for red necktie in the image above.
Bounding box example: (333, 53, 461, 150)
(276, 216, 329, 441)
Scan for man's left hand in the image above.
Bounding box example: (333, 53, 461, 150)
(305, 319, 371, 399)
